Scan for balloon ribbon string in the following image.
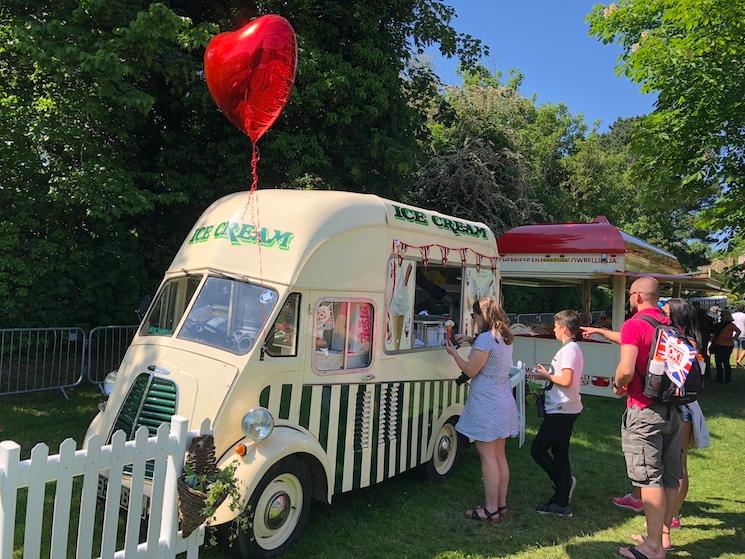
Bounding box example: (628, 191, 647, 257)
(248, 142, 265, 320)
(250, 142, 260, 194)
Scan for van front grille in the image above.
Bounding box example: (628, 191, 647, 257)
(111, 373, 178, 478)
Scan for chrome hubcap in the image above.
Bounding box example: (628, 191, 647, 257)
(438, 435, 451, 462)
(264, 491, 291, 530)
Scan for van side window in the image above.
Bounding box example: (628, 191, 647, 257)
(264, 293, 301, 357)
(314, 301, 374, 372)
(140, 275, 202, 337)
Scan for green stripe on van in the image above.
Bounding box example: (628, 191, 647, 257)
(416, 381, 425, 466)
(334, 385, 349, 493)
(279, 384, 293, 419)
(394, 382, 404, 475)
(352, 385, 365, 490)
(369, 384, 382, 485)
(438, 380, 444, 420)
(319, 385, 332, 450)
(299, 385, 312, 429)
(405, 382, 414, 471)
(382, 384, 392, 481)
(425, 381, 434, 457)
(259, 386, 270, 408)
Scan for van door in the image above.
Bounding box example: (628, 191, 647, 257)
(304, 292, 400, 494)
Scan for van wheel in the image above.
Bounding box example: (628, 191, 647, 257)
(232, 457, 311, 558)
(424, 420, 462, 481)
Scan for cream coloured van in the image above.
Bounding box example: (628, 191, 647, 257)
(84, 190, 501, 557)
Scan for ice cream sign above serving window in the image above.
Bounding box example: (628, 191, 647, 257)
(388, 204, 489, 240)
(189, 221, 294, 251)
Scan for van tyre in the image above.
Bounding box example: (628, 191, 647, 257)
(423, 420, 463, 481)
(231, 456, 311, 558)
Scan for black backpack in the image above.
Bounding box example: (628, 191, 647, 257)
(636, 315, 703, 404)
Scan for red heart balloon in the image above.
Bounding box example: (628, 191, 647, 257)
(204, 15, 297, 143)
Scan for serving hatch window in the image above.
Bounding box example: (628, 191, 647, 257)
(177, 276, 278, 355)
(140, 275, 202, 337)
(384, 258, 498, 351)
(314, 300, 374, 372)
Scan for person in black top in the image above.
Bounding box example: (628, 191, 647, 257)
(692, 302, 713, 379)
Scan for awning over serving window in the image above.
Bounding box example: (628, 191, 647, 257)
(498, 215, 683, 276)
(497, 216, 725, 293)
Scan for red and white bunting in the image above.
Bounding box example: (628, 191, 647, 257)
(439, 245, 450, 267)
(420, 245, 430, 268)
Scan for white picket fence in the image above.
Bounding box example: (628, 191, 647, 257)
(0, 416, 206, 558)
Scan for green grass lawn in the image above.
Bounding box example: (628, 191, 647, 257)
(3, 373, 745, 559)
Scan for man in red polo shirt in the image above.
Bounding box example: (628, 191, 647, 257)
(615, 277, 682, 559)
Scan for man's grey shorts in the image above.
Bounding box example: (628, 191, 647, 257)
(621, 403, 683, 488)
(735, 337, 745, 350)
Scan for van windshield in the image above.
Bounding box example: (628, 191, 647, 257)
(177, 276, 278, 355)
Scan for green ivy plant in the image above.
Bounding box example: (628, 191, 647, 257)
(183, 461, 250, 546)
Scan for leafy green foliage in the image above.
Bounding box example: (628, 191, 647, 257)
(587, 0, 745, 243)
(408, 67, 585, 234)
(561, 117, 709, 270)
(0, 0, 485, 327)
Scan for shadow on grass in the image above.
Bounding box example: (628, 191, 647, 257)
(274, 404, 645, 559)
(565, 500, 745, 559)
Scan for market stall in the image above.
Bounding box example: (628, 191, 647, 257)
(497, 216, 724, 397)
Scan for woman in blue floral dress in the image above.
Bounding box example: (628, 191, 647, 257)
(445, 296, 518, 523)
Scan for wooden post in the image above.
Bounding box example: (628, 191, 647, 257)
(581, 280, 592, 325)
(612, 275, 627, 330)
(672, 282, 681, 298)
(160, 416, 189, 559)
(0, 441, 21, 559)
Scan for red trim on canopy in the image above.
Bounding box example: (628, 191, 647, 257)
(498, 216, 626, 254)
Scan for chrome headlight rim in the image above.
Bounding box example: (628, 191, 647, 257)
(241, 407, 274, 441)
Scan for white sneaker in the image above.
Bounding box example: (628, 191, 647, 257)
(568, 475, 577, 503)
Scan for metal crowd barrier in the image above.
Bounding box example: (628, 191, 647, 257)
(539, 313, 554, 326)
(86, 325, 138, 386)
(0, 327, 86, 398)
(516, 313, 540, 324)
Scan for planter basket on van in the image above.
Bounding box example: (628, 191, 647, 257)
(178, 434, 226, 537)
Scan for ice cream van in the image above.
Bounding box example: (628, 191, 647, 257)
(84, 190, 501, 557)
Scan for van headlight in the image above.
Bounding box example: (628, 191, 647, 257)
(103, 370, 118, 397)
(241, 408, 274, 441)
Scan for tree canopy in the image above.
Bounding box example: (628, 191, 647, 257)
(1, 1, 731, 327)
(0, 0, 486, 327)
(588, 0, 745, 244)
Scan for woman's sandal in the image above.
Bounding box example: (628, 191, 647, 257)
(464, 506, 501, 523)
(498, 506, 508, 521)
(631, 534, 674, 551)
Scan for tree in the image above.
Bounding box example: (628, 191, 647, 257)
(410, 136, 543, 235)
(562, 117, 709, 270)
(0, 0, 486, 327)
(587, 0, 745, 243)
(410, 67, 586, 231)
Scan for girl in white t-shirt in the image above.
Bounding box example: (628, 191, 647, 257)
(530, 310, 584, 517)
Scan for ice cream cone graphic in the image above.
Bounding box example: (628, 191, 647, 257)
(391, 314, 405, 350)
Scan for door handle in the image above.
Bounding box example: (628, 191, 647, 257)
(361, 374, 376, 382)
